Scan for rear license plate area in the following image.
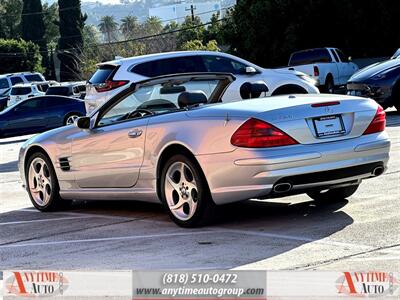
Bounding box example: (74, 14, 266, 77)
(313, 115, 346, 137)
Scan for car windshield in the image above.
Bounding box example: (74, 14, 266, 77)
(97, 77, 222, 127)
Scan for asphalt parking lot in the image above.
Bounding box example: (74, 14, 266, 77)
(0, 110, 399, 271)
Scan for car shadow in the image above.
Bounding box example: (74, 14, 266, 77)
(0, 160, 18, 173)
(0, 197, 353, 270)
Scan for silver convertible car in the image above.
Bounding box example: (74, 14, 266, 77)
(19, 73, 390, 227)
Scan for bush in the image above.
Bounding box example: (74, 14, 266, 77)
(180, 39, 220, 51)
(0, 39, 43, 74)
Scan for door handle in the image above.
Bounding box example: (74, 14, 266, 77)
(128, 129, 143, 138)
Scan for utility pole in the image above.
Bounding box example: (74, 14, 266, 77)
(185, 1, 196, 21)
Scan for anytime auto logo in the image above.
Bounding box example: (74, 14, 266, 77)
(5, 271, 69, 297)
(336, 272, 399, 297)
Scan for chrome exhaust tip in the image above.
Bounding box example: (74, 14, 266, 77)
(372, 166, 384, 177)
(273, 182, 293, 193)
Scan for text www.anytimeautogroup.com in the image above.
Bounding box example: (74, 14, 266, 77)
(136, 287, 264, 297)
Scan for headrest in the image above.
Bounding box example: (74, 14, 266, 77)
(240, 81, 269, 99)
(178, 91, 208, 108)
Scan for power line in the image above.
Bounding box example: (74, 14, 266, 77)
(21, 5, 234, 43)
(0, 4, 80, 18)
(0, 17, 227, 57)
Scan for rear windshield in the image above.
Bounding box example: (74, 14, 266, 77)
(46, 86, 71, 96)
(10, 76, 24, 86)
(289, 48, 332, 66)
(25, 74, 44, 82)
(11, 87, 31, 95)
(89, 66, 116, 84)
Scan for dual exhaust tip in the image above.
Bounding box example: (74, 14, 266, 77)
(272, 166, 384, 194)
(372, 166, 384, 177)
(273, 182, 293, 193)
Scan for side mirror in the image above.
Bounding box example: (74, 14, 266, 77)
(76, 116, 91, 129)
(245, 66, 257, 74)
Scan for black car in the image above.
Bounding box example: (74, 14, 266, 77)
(347, 58, 400, 110)
(0, 95, 86, 138)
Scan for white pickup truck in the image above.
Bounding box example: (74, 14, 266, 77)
(277, 47, 359, 93)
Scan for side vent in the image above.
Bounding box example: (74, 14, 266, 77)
(59, 157, 70, 171)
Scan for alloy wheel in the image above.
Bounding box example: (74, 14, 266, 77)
(164, 161, 199, 221)
(28, 157, 52, 206)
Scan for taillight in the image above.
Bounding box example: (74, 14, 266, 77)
(95, 80, 128, 93)
(363, 105, 386, 135)
(313, 66, 319, 76)
(231, 118, 299, 148)
(311, 101, 340, 107)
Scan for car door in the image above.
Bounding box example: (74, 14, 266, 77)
(71, 90, 149, 189)
(5, 98, 47, 135)
(334, 49, 356, 84)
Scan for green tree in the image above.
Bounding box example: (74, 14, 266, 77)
(180, 39, 220, 51)
(204, 12, 222, 44)
(58, 0, 86, 81)
(177, 16, 204, 48)
(43, 2, 59, 45)
(98, 15, 118, 43)
(21, 0, 48, 71)
(0, 0, 23, 39)
(142, 16, 163, 36)
(221, 0, 400, 67)
(0, 39, 42, 73)
(120, 15, 139, 39)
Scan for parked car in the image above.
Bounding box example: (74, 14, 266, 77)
(46, 82, 86, 99)
(0, 96, 86, 138)
(0, 72, 46, 95)
(0, 88, 11, 111)
(84, 51, 319, 113)
(8, 83, 47, 106)
(347, 58, 400, 111)
(278, 47, 359, 93)
(19, 73, 389, 227)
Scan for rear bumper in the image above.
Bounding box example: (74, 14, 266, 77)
(196, 132, 390, 205)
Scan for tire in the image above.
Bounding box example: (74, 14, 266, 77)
(324, 77, 334, 93)
(160, 154, 216, 227)
(307, 184, 359, 202)
(64, 113, 82, 126)
(26, 152, 68, 211)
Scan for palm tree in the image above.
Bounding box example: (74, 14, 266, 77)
(98, 15, 118, 43)
(120, 15, 139, 39)
(143, 16, 163, 36)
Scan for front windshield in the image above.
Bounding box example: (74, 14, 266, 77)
(98, 78, 220, 127)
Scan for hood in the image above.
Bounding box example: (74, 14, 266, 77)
(349, 59, 400, 82)
(269, 68, 305, 76)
